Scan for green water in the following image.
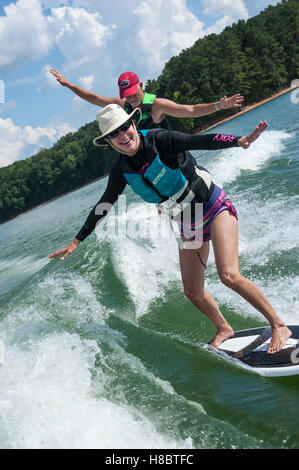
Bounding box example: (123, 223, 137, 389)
(0, 92, 298, 449)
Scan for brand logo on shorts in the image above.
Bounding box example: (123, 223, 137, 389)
(120, 80, 130, 88)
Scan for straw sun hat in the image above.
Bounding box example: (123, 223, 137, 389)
(93, 104, 141, 147)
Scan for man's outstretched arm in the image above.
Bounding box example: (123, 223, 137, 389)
(50, 68, 124, 108)
(152, 94, 244, 122)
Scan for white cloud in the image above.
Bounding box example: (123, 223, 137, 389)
(0, 0, 51, 75)
(47, 6, 111, 70)
(71, 75, 95, 104)
(78, 75, 94, 89)
(0, 117, 75, 167)
(204, 15, 232, 35)
(201, 0, 248, 20)
(133, 0, 205, 75)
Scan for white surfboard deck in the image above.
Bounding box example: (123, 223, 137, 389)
(203, 325, 299, 377)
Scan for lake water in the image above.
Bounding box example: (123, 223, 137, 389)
(0, 91, 298, 449)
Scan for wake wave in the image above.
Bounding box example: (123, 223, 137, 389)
(195, 130, 292, 187)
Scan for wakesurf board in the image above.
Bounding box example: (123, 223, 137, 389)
(203, 325, 299, 377)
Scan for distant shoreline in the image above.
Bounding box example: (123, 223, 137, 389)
(0, 174, 108, 225)
(196, 84, 299, 134)
(1, 84, 298, 226)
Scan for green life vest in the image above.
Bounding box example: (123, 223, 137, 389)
(124, 92, 170, 130)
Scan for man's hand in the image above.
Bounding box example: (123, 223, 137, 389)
(48, 238, 80, 261)
(219, 94, 244, 109)
(50, 67, 123, 107)
(237, 121, 268, 149)
(50, 68, 70, 86)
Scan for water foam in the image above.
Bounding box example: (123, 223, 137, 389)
(0, 266, 196, 449)
(0, 332, 192, 449)
(206, 270, 299, 325)
(237, 193, 299, 263)
(110, 203, 181, 317)
(197, 130, 292, 187)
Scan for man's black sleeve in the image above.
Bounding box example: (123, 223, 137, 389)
(75, 162, 127, 241)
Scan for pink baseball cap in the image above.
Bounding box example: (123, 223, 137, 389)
(118, 72, 140, 99)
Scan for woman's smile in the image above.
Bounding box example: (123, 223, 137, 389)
(108, 125, 140, 156)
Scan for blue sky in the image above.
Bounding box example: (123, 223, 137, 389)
(0, 0, 282, 167)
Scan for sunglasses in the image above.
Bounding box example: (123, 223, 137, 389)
(106, 119, 132, 139)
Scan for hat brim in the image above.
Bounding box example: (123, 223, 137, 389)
(93, 107, 141, 146)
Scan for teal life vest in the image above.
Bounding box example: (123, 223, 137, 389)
(121, 130, 213, 216)
(124, 153, 187, 204)
(124, 92, 170, 130)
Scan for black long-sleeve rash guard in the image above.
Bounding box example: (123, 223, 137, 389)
(75, 130, 241, 241)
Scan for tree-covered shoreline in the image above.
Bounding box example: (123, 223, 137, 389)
(1, 0, 298, 224)
(0, 121, 120, 223)
(145, 0, 298, 132)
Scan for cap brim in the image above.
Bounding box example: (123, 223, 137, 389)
(119, 85, 138, 99)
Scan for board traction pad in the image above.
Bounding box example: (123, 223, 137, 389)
(206, 325, 299, 375)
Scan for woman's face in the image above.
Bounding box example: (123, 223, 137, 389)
(106, 121, 140, 156)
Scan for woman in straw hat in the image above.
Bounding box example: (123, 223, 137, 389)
(49, 104, 291, 353)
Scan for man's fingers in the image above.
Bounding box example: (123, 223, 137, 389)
(220, 94, 244, 108)
(233, 95, 244, 103)
(49, 68, 65, 83)
(225, 94, 243, 100)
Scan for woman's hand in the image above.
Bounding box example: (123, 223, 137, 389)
(237, 121, 268, 149)
(48, 238, 80, 261)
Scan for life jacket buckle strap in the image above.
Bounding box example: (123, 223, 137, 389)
(158, 187, 195, 217)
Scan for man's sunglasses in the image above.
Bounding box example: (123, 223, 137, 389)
(106, 119, 132, 139)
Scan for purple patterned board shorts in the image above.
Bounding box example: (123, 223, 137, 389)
(178, 185, 238, 243)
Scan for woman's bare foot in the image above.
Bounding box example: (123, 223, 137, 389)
(210, 326, 234, 348)
(267, 326, 292, 354)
